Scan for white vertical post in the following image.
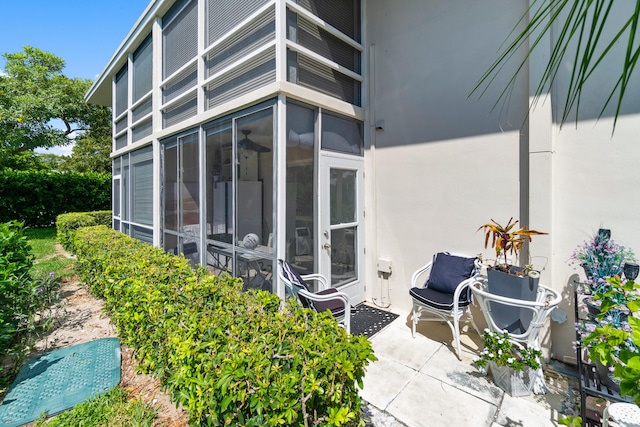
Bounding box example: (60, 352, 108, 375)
(152, 17, 162, 247)
(275, 95, 287, 299)
(275, 0, 287, 84)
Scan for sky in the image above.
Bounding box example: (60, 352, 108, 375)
(0, 0, 151, 155)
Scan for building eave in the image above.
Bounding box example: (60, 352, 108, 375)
(85, 0, 165, 106)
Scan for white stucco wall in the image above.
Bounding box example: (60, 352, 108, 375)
(365, 0, 640, 363)
(364, 0, 530, 310)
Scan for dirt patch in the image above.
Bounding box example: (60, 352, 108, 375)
(33, 279, 189, 426)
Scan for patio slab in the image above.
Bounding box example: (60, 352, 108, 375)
(420, 344, 503, 405)
(387, 371, 498, 427)
(360, 306, 570, 427)
(493, 392, 560, 426)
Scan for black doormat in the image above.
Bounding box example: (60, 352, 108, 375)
(351, 304, 399, 338)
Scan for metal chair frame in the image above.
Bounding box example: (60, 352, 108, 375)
(410, 255, 482, 360)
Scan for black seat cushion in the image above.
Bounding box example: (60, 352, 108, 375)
(409, 286, 471, 311)
(426, 253, 477, 294)
(311, 288, 346, 317)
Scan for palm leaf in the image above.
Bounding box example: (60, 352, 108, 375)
(470, 0, 640, 132)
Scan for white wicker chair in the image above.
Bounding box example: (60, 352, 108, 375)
(277, 259, 351, 333)
(409, 252, 482, 360)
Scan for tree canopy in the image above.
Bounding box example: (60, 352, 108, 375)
(0, 46, 111, 171)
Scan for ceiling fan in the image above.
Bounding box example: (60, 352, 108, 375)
(238, 129, 271, 153)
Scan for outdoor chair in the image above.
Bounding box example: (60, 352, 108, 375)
(409, 252, 482, 359)
(470, 279, 561, 393)
(277, 259, 351, 333)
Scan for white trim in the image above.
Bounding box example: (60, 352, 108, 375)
(275, 0, 286, 83)
(132, 113, 153, 126)
(279, 81, 365, 120)
(160, 57, 198, 89)
(113, 110, 128, 123)
(131, 92, 152, 110)
(152, 17, 162, 136)
(285, 40, 363, 82)
(197, 0, 206, 116)
(111, 139, 154, 159)
(160, 87, 198, 111)
(275, 95, 287, 299)
(285, 0, 363, 51)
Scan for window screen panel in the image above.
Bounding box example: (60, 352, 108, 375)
(113, 177, 121, 217)
(163, 93, 198, 128)
(132, 98, 152, 123)
(132, 119, 152, 142)
(115, 65, 128, 116)
(133, 35, 153, 103)
(115, 133, 128, 150)
(162, 63, 197, 104)
(321, 112, 363, 155)
(295, 53, 361, 106)
(207, 0, 270, 46)
(206, 47, 276, 108)
(205, 8, 275, 77)
(131, 146, 153, 226)
(163, 0, 197, 79)
(115, 116, 128, 134)
(294, 0, 360, 42)
(132, 225, 154, 244)
(297, 15, 360, 73)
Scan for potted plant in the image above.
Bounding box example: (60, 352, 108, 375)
(578, 275, 640, 394)
(570, 228, 635, 315)
(475, 329, 542, 397)
(478, 217, 547, 333)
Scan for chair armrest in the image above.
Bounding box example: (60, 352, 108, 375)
(299, 288, 350, 307)
(410, 262, 433, 288)
(301, 273, 329, 291)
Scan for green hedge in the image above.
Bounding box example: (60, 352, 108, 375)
(0, 221, 35, 353)
(56, 211, 112, 252)
(73, 226, 375, 426)
(0, 170, 110, 227)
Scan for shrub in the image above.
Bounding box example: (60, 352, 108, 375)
(56, 211, 112, 252)
(73, 226, 375, 426)
(0, 170, 110, 227)
(0, 221, 35, 352)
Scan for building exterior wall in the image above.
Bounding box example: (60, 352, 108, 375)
(88, 0, 640, 363)
(364, 0, 640, 363)
(363, 0, 529, 309)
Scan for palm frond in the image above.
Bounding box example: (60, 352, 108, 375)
(469, 0, 640, 131)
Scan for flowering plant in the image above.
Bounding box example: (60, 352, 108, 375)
(475, 329, 542, 371)
(570, 229, 635, 297)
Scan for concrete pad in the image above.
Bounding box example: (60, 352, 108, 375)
(493, 392, 560, 426)
(412, 317, 483, 355)
(360, 354, 418, 410)
(368, 323, 442, 371)
(387, 371, 498, 427)
(421, 345, 504, 405)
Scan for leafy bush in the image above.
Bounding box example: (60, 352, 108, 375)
(73, 226, 376, 426)
(0, 170, 110, 227)
(56, 210, 112, 252)
(0, 221, 35, 351)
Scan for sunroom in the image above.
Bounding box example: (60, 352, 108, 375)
(88, 0, 366, 303)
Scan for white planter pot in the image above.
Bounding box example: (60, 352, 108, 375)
(488, 361, 535, 397)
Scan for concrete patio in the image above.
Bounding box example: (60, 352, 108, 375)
(359, 306, 569, 427)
